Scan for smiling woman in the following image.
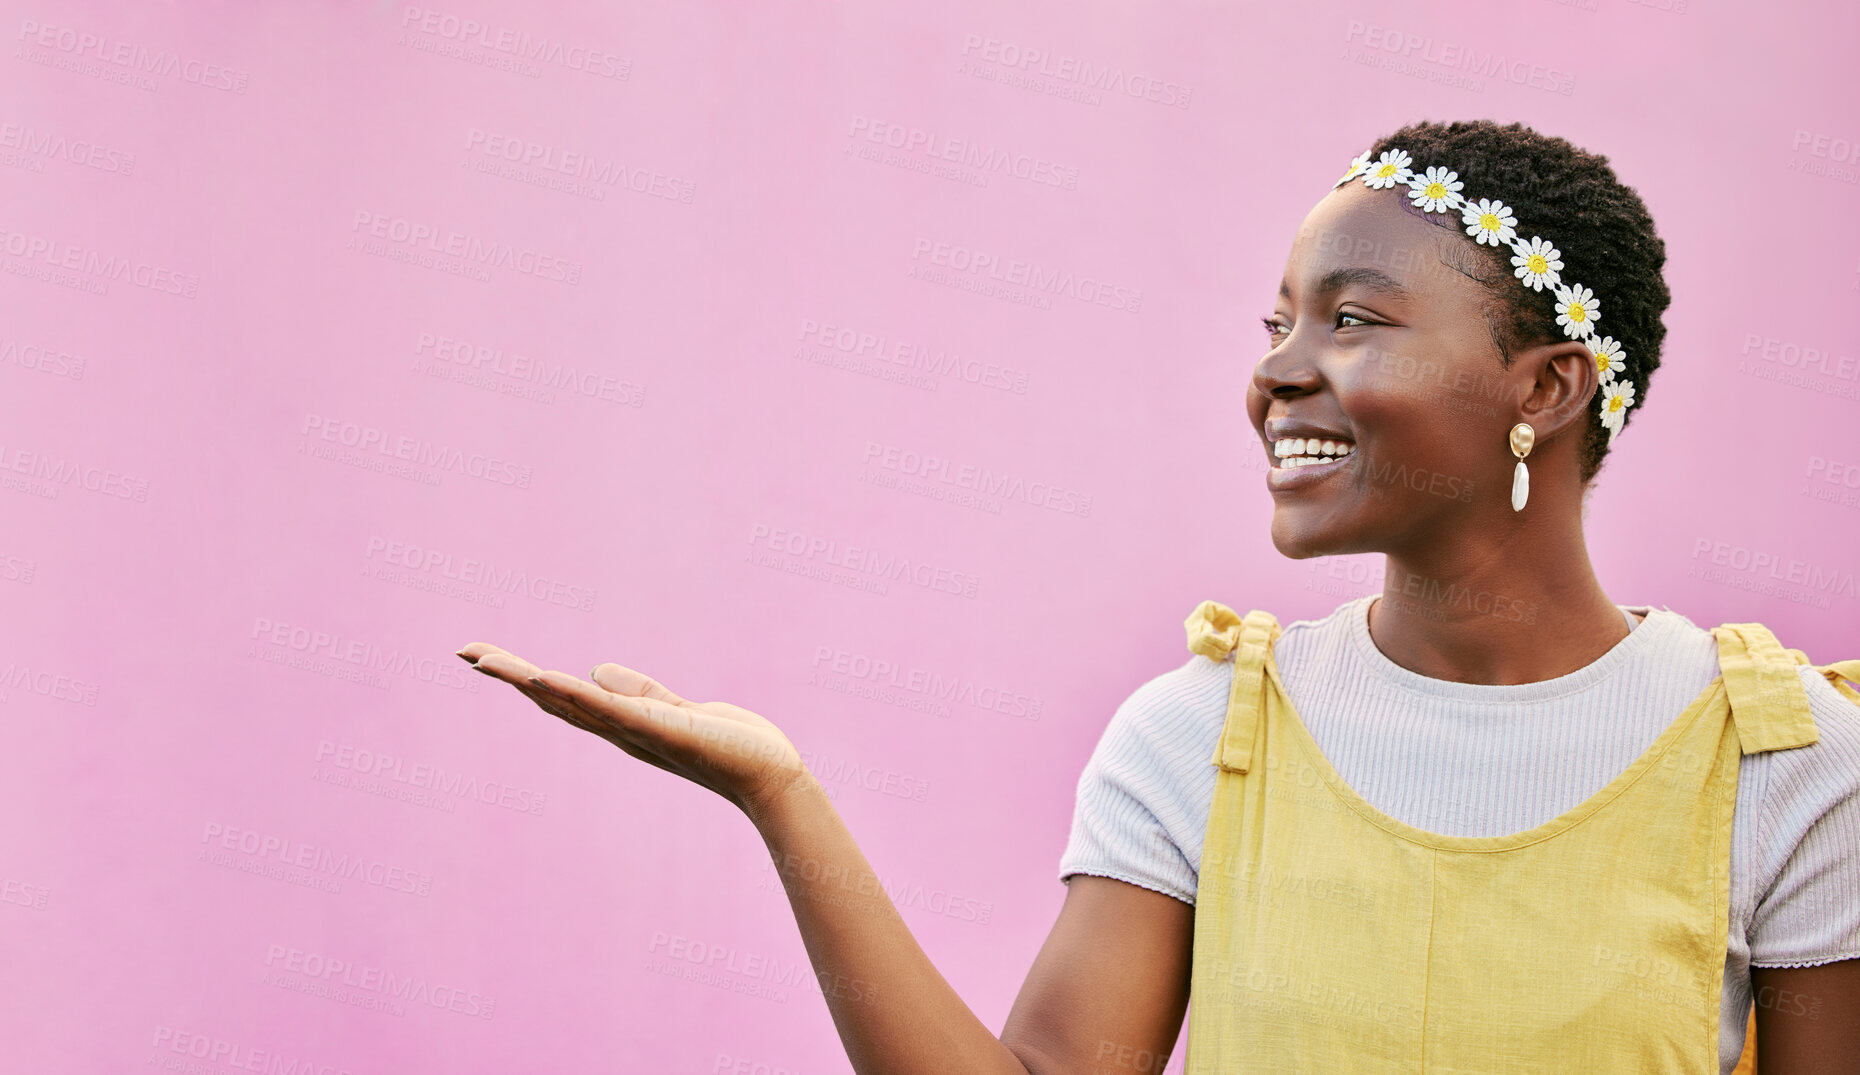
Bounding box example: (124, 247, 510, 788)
(458, 119, 1860, 1075)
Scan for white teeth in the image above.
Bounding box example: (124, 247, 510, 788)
(1270, 433, 1357, 469)
(1270, 437, 1356, 468)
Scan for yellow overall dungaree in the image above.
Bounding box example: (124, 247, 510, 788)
(1181, 600, 1860, 1074)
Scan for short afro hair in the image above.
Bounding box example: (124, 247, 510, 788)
(1361, 120, 1670, 483)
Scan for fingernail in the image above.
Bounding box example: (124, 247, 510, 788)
(588, 665, 601, 680)
(472, 662, 498, 676)
(455, 651, 476, 665)
(528, 676, 559, 695)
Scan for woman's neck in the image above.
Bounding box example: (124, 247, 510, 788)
(1370, 509, 1633, 686)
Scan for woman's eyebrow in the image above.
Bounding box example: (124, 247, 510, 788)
(1279, 266, 1414, 302)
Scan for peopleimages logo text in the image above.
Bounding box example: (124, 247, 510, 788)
(910, 238, 1141, 312)
(397, 7, 629, 79)
(959, 34, 1191, 108)
(300, 414, 532, 488)
(350, 211, 581, 285)
(263, 944, 495, 1019)
(14, 20, 250, 92)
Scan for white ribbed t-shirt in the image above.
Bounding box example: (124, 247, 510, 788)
(1058, 596, 1860, 1075)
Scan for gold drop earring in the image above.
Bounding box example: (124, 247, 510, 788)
(1509, 422, 1535, 512)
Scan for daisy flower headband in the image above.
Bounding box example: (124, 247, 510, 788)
(1333, 148, 1635, 442)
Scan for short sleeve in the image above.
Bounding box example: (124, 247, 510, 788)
(1747, 666, 1860, 968)
(1057, 657, 1228, 907)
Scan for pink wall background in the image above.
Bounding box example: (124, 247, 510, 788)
(3, 1, 1857, 1071)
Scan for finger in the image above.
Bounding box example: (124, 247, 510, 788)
(512, 681, 595, 727)
(532, 670, 698, 751)
(514, 678, 691, 777)
(460, 645, 666, 758)
(456, 647, 543, 679)
(472, 652, 545, 682)
(588, 663, 691, 708)
(465, 652, 591, 727)
(455, 642, 518, 663)
(508, 673, 664, 753)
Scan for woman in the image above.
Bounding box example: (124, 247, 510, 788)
(458, 120, 1860, 1073)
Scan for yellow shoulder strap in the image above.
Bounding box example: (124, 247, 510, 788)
(1711, 623, 1822, 754)
(1184, 600, 1280, 773)
(1185, 599, 1247, 662)
(1184, 609, 1849, 764)
(1782, 646, 1860, 707)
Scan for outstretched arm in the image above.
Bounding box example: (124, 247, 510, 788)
(458, 643, 1192, 1075)
(744, 771, 1033, 1074)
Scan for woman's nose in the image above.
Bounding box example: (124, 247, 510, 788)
(1252, 340, 1324, 400)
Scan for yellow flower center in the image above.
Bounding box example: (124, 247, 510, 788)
(1527, 254, 1548, 274)
(1480, 212, 1501, 232)
(1375, 164, 1397, 178)
(1608, 395, 1625, 413)
(1568, 302, 1588, 323)
(1425, 182, 1447, 199)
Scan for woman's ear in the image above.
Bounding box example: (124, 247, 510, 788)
(1519, 340, 1599, 443)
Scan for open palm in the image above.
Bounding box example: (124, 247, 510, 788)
(456, 643, 808, 812)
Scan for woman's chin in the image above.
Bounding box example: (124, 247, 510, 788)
(1268, 512, 1362, 560)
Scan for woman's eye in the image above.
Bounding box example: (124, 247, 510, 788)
(1260, 311, 1373, 339)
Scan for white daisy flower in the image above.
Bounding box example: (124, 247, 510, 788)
(1335, 150, 1372, 189)
(1405, 166, 1465, 214)
(1461, 198, 1518, 247)
(1589, 336, 1627, 381)
(1361, 149, 1413, 189)
(1554, 283, 1600, 339)
(1510, 236, 1563, 292)
(1600, 379, 1636, 438)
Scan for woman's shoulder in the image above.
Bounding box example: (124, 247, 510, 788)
(1107, 648, 1232, 745)
(1793, 661, 1860, 750)
(1754, 663, 1860, 811)
(1733, 628, 1860, 833)
(1067, 650, 1230, 827)
(1653, 606, 1860, 722)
